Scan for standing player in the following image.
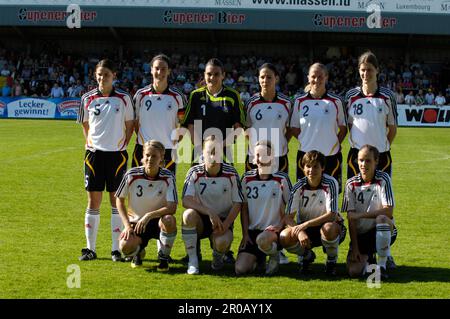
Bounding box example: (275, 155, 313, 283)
(281, 150, 346, 276)
(77, 59, 134, 261)
(245, 63, 291, 174)
(235, 141, 292, 276)
(290, 63, 347, 191)
(181, 136, 243, 275)
(345, 51, 397, 179)
(182, 58, 245, 165)
(116, 140, 178, 271)
(132, 54, 187, 174)
(345, 51, 397, 268)
(342, 145, 397, 279)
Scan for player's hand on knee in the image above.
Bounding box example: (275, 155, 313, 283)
(135, 215, 150, 234)
(264, 225, 281, 233)
(121, 227, 135, 241)
(298, 231, 311, 249)
(240, 233, 253, 249)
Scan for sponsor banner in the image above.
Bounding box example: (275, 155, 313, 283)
(0, 97, 79, 119)
(0, 1, 449, 15)
(397, 104, 450, 127)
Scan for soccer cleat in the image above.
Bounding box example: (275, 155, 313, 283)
(187, 264, 200, 275)
(300, 250, 316, 273)
(79, 248, 97, 261)
(157, 259, 169, 272)
(131, 249, 146, 268)
(111, 250, 123, 262)
(181, 252, 202, 265)
(386, 256, 397, 270)
(157, 250, 170, 272)
(380, 266, 389, 280)
(124, 256, 133, 262)
(325, 261, 337, 276)
(223, 250, 235, 264)
(279, 249, 289, 265)
(211, 251, 225, 270)
(265, 254, 280, 276)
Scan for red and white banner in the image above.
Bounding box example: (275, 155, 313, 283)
(397, 104, 450, 127)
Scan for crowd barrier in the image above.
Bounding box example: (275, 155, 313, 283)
(1, 98, 449, 127)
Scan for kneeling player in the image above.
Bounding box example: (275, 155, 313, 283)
(235, 140, 292, 276)
(281, 150, 346, 276)
(116, 140, 178, 271)
(342, 144, 397, 279)
(181, 136, 243, 275)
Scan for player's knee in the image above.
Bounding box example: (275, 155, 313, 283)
(321, 222, 339, 240)
(256, 232, 271, 250)
(347, 262, 365, 278)
(160, 214, 176, 232)
(279, 228, 294, 247)
(235, 261, 252, 276)
(119, 239, 138, 256)
(182, 209, 199, 227)
(376, 215, 389, 224)
(213, 234, 231, 253)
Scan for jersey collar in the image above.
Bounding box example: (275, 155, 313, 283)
(258, 92, 279, 103)
(150, 84, 170, 95)
(307, 90, 328, 99)
(204, 163, 223, 177)
(143, 167, 161, 180)
(96, 87, 116, 97)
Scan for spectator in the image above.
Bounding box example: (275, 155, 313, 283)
(41, 83, 51, 98)
(404, 91, 415, 106)
(395, 88, 405, 104)
(434, 91, 446, 106)
(50, 82, 64, 98)
(1, 78, 12, 96)
(425, 89, 435, 105)
(12, 79, 23, 97)
(415, 89, 425, 106)
(239, 85, 251, 103)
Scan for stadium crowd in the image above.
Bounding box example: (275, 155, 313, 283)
(1, 46, 450, 105)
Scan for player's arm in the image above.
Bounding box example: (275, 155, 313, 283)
(286, 127, 300, 141)
(387, 125, 397, 145)
(82, 121, 89, 141)
(214, 202, 241, 236)
(337, 125, 348, 144)
(239, 202, 252, 247)
(134, 201, 177, 235)
(124, 120, 134, 146)
(183, 195, 223, 232)
(348, 205, 393, 221)
(347, 209, 362, 260)
(283, 211, 297, 227)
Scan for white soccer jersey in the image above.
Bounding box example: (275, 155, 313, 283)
(290, 92, 346, 156)
(116, 167, 177, 222)
(345, 87, 397, 152)
(245, 92, 291, 159)
(342, 170, 395, 234)
(134, 85, 187, 149)
(182, 163, 244, 219)
(77, 88, 134, 152)
(286, 174, 339, 224)
(241, 170, 292, 230)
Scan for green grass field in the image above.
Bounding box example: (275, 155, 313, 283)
(0, 119, 449, 299)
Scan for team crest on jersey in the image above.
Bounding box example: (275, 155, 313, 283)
(378, 107, 383, 113)
(223, 187, 228, 193)
(115, 107, 120, 113)
(324, 107, 329, 114)
(272, 191, 277, 198)
(167, 104, 172, 110)
(277, 112, 282, 120)
(158, 190, 163, 196)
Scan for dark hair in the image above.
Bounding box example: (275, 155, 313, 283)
(358, 51, 379, 70)
(258, 63, 279, 77)
(205, 58, 224, 73)
(95, 59, 116, 73)
(301, 150, 326, 169)
(359, 144, 380, 162)
(151, 54, 171, 68)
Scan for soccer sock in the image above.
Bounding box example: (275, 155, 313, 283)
(182, 227, 198, 266)
(85, 208, 100, 252)
(376, 224, 392, 268)
(159, 230, 177, 259)
(321, 236, 340, 263)
(111, 208, 123, 252)
(285, 243, 305, 256)
(258, 242, 278, 257)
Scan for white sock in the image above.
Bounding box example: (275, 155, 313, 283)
(182, 227, 198, 266)
(111, 208, 123, 252)
(376, 224, 391, 268)
(321, 236, 340, 263)
(285, 243, 305, 256)
(258, 242, 278, 257)
(159, 230, 177, 258)
(85, 208, 100, 252)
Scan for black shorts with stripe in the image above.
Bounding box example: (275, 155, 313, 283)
(303, 223, 347, 249)
(347, 148, 392, 179)
(132, 143, 176, 174)
(296, 150, 342, 193)
(351, 226, 397, 256)
(84, 150, 128, 192)
(198, 213, 233, 240)
(245, 154, 289, 174)
(238, 229, 281, 264)
(130, 218, 161, 249)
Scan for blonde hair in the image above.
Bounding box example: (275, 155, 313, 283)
(143, 140, 165, 167)
(304, 63, 328, 93)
